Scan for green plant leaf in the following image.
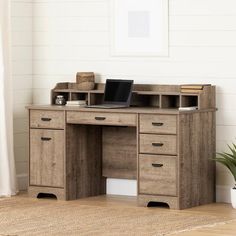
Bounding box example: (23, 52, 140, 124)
(214, 143, 236, 182)
(227, 144, 236, 156)
(213, 157, 236, 182)
(232, 143, 236, 152)
(217, 153, 236, 165)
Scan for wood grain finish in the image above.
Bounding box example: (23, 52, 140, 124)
(65, 124, 106, 200)
(30, 110, 64, 129)
(138, 194, 179, 209)
(161, 95, 180, 108)
(139, 154, 177, 196)
(27, 83, 216, 209)
(67, 111, 137, 127)
(30, 129, 64, 188)
(28, 186, 66, 200)
(198, 86, 216, 109)
(139, 134, 177, 155)
(178, 111, 216, 209)
(102, 127, 137, 179)
(139, 114, 177, 134)
(51, 83, 216, 111)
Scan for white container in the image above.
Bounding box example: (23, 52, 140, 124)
(231, 188, 236, 209)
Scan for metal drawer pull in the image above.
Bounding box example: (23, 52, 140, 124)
(95, 117, 106, 121)
(41, 117, 52, 122)
(152, 142, 164, 147)
(152, 122, 164, 126)
(41, 137, 52, 141)
(152, 163, 163, 168)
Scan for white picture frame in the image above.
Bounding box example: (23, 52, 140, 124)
(111, 0, 169, 57)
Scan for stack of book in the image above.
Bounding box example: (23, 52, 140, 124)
(66, 100, 87, 107)
(178, 106, 198, 111)
(181, 84, 211, 93)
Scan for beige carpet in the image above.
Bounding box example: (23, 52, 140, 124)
(0, 196, 232, 236)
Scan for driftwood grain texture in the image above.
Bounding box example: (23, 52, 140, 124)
(138, 194, 179, 209)
(28, 186, 66, 200)
(30, 129, 64, 188)
(139, 134, 177, 155)
(66, 124, 106, 200)
(178, 111, 216, 209)
(27, 83, 216, 209)
(139, 114, 177, 134)
(67, 111, 137, 127)
(139, 154, 177, 196)
(102, 127, 137, 179)
(30, 110, 64, 129)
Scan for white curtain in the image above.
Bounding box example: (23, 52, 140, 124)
(0, 0, 18, 197)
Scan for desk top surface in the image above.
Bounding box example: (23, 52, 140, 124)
(26, 105, 216, 115)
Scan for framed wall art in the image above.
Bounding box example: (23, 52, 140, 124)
(111, 0, 169, 56)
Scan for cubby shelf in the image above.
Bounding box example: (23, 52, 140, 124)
(51, 83, 215, 110)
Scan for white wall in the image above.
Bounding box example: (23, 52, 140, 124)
(13, 0, 236, 202)
(11, 0, 33, 190)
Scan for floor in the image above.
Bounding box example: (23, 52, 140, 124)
(68, 195, 236, 236)
(3, 193, 236, 236)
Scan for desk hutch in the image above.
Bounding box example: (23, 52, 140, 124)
(27, 83, 216, 209)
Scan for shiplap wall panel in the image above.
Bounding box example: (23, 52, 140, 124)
(32, 60, 236, 78)
(170, 16, 236, 31)
(33, 1, 108, 17)
(170, 0, 236, 15)
(33, 17, 109, 32)
(32, 46, 236, 61)
(12, 32, 32, 46)
(30, 0, 236, 200)
(11, 0, 32, 186)
(33, 32, 109, 46)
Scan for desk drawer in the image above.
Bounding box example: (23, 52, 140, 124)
(67, 111, 136, 126)
(139, 154, 177, 196)
(30, 110, 64, 129)
(139, 114, 177, 134)
(140, 134, 177, 155)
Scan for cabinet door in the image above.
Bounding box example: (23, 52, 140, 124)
(30, 129, 64, 188)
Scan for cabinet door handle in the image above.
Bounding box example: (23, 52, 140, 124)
(95, 117, 106, 121)
(152, 163, 163, 168)
(152, 142, 164, 147)
(41, 117, 52, 122)
(152, 122, 164, 126)
(41, 137, 52, 141)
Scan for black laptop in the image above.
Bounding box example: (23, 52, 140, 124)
(87, 79, 133, 109)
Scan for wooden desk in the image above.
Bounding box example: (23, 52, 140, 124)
(27, 106, 216, 209)
(26, 83, 216, 209)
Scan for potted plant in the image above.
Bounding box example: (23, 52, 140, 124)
(214, 144, 236, 208)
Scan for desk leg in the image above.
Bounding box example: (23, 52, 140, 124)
(65, 124, 106, 200)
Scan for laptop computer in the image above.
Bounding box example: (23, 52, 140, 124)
(87, 79, 133, 109)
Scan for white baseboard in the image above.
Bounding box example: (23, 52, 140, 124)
(106, 179, 137, 196)
(216, 185, 231, 203)
(17, 174, 28, 191)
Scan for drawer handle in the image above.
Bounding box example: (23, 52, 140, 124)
(41, 137, 52, 141)
(95, 117, 106, 121)
(152, 122, 164, 126)
(152, 142, 164, 147)
(152, 163, 163, 168)
(41, 118, 52, 122)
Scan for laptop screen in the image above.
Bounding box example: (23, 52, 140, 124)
(104, 79, 133, 104)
